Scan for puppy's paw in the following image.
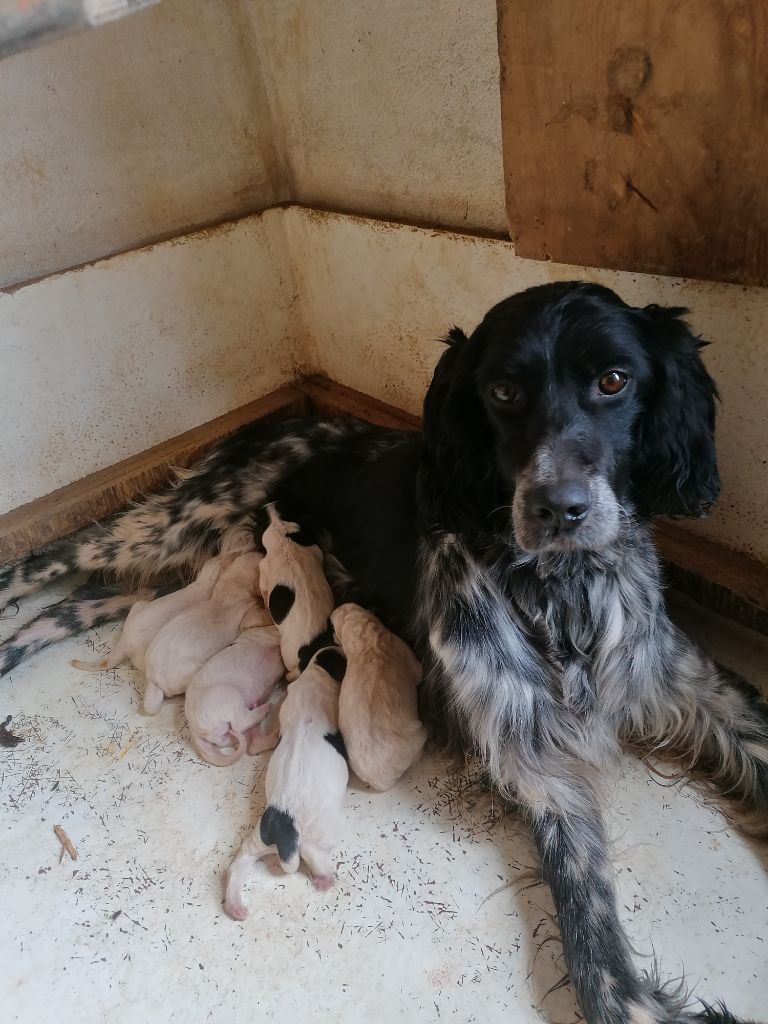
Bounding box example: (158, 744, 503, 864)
(312, 874, 335, 892)
(247, 728, 279, 754)
(223, 898, 249, 921)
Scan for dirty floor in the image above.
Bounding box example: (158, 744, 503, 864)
(2, 586, 767, 1024)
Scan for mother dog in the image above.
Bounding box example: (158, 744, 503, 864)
(2, 282, 766, 1024)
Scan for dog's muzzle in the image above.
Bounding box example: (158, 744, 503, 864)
(511, 448, 621, 554)
(526, 477, 591, 535)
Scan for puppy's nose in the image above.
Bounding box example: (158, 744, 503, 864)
(530, 481, 591, 531)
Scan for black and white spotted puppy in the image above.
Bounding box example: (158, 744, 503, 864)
(258, 504, 335, 681)
(223, 645, 348, 919)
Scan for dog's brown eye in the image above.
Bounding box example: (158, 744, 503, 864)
(490, 383, 523, 405)
(598, 370, 628, 396)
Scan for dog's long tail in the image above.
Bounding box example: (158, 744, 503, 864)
(0, 583, 157, 677)
(0, 486, 231, 613)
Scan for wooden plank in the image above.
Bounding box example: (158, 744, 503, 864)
(654, 521, 768, 612)
(497, 0, 768, 285)
(298, 375, 421, 431)
(654, 521, 768, 634)
(0, 385, 309, 563)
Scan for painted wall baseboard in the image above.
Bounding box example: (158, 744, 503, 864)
(2, 373, 766, 636)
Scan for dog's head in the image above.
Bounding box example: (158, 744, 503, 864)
(420, 281, 719, 553)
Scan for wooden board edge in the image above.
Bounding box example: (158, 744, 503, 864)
(653, 521, 768, 611)
(0, 384, 310, 563)
(653, 521, 768, 634)
(296, 374, 421, 430)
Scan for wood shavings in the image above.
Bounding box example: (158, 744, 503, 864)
(54, 824, 78, 862)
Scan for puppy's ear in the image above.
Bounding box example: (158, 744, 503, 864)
(631, 305, 720, 518)
(419, 326, 497, 530)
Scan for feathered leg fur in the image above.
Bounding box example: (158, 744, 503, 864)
(631, 632, 768, 841)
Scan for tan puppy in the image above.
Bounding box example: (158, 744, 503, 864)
(71, 556, 223, 675)
(258, 505, 335, 681)
(184, 610, 285, 766)
(142, 551, 265, 714)
(331, 603, 426, 791)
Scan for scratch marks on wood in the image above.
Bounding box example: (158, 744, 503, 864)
(625, 177, 660, 213)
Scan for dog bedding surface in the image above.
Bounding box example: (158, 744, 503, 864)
(1, 585, 766, 1024)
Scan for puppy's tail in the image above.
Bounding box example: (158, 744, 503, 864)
(192, 730, 247, 767)
(71, 638, 132, 673)
(259, 805, 300, 873)
(71, 656, 112, 672)
(265, 501, 280, 526)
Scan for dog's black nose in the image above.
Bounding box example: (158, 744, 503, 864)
(531, 482, 591, 531)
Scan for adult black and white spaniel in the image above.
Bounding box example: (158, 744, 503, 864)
(2, 282, 766, 1024)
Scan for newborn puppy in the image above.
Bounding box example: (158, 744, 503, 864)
(223, 645, 348, 920)
(142, 550, 265, 714)
(71, 556, 223, 675)
(184, 609, 285, 766)
(258, 504, 335, 681)
(331, 603, 426, 791)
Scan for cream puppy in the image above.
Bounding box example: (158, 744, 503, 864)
(258, 505, 335, 681)
(331, 603, 426, 791)
(184, 611, 285, 766)
(142, 550, 265, 714)
(223, 645, 348, 920)
(71, 556, 223, 675)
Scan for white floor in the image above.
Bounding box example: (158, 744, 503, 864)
(1, 587, 767, 1024)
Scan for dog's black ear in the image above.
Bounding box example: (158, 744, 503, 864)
(419, 327, 497, 530)
(631, 305, 720, 518)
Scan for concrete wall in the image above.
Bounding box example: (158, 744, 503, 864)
(0, 0, 505, 291)
(0, 0, 287, 289)
(0, 211, 302, 513)
(247, 0, 507, 234)
(5, 207, 767, 563)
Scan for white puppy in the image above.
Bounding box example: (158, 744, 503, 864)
(184, 609, 285, 766)
(142, 550, 266, 714)
(258, 505, 335, 681)
(223, 645, 348, 920)
(71, 556, 223, 675)
(331, 603, 426, 791)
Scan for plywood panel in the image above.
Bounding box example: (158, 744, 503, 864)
(498, 0, 768, 284)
